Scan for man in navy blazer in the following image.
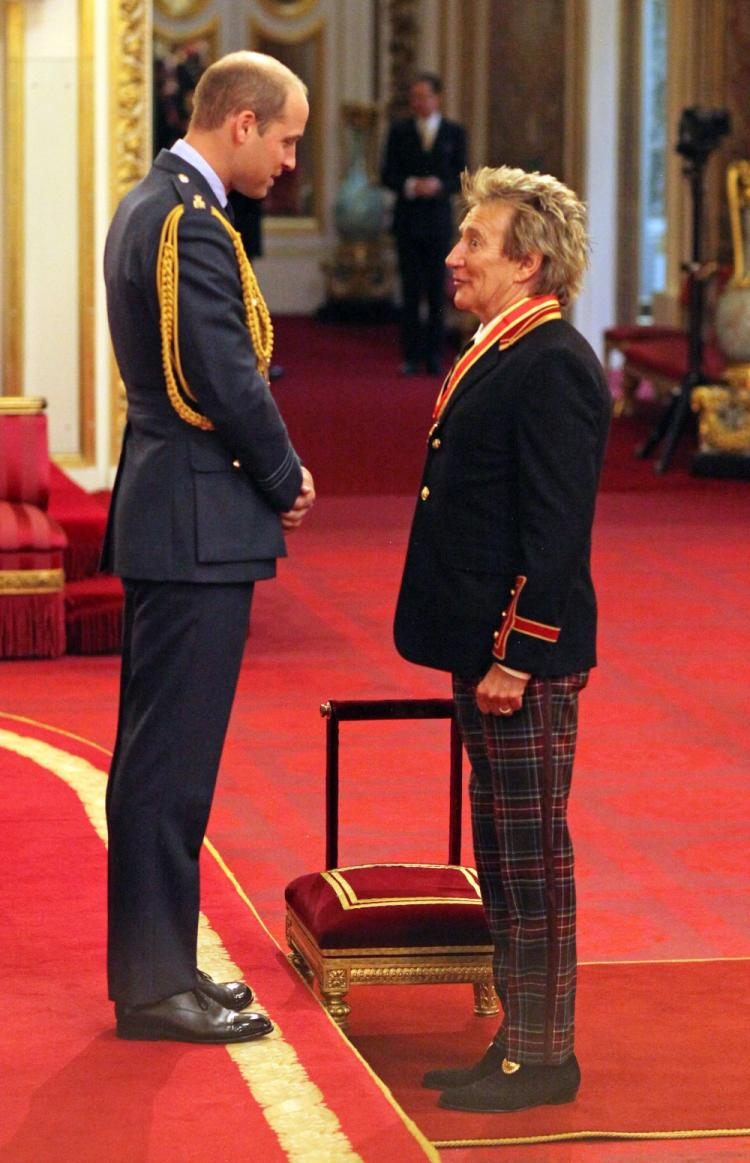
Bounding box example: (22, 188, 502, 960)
(395, 166, 611, 1112)
(381, 73, 466, 374)
(102, 51, 314, 1044)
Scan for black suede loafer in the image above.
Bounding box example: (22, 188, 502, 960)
(422, 1041, 506, 1090)
(438, 1054, 580, 1113)
(196, 968, 253, 1011)
(116, 989, 273, 1044)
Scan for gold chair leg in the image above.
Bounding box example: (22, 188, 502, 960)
(321, 989, 352, 1029)
(473, 979, 499, 1016)
(288, 948, 314, 982)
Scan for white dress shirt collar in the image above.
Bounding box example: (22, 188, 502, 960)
(170, 138, 228, 208)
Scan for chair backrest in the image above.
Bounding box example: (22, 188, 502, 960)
(0, 398, 50, 509)
(319, 698, 463, 869)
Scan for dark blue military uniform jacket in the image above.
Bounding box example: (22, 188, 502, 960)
(102, 150, 302, 583)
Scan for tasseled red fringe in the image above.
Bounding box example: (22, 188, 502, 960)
(65, 605, 123, 655)
(62, 541, 103, 583)
(0, 594, 66, 659)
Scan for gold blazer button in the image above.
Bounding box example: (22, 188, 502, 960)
(431, 437, 442, 449)
(420, 486, 430, 501)
(232, 459, 241, 469)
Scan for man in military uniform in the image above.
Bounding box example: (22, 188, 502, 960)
(103, 51, 314, 1043)
(394, 166, 611, 1111)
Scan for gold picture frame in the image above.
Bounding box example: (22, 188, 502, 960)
(154, 0, 211, 19)
(258, 0, 319, 18)
(248, 17, 324, 229)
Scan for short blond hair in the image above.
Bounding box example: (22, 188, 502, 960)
(189, 51, 307, 134)
(461, 166, 590, 306)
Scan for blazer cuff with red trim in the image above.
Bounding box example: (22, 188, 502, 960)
(491, 575, 561, 663)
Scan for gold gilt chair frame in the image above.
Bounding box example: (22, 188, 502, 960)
(285, 699, 498, 1029)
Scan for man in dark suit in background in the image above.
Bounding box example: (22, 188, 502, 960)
(381, 73, 467, 375)
(394, 166, 611, 1112)
(102, 51, 314, 1044)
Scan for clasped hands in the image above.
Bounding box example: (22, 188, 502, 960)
(281, 466, 315, 532)
(475, 664, 529, 717)
(413, 176, 442, 198)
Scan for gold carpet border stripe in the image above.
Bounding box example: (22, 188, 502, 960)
(0, 728, 365, 1163)
(0, 713, 436, 1159)
(434, 1128, 750, 1147)
(0, 711, 113, 754)
(206, 839, 440, 1163)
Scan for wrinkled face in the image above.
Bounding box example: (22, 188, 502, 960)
(446, 202, 532, 324)
(409, 80, 440, 120)
(233, 87, 309, 198)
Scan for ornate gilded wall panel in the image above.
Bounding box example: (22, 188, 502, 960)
(75, 0, 96, 465)
(109, 0, 151, 460)
(485, 0, 584, 191)
(248, 18, 325, 228)
(386, 0, 418, 120)
(109, 1, 151, 209)
(2, 3, 24, 397)
(486, 0, 565, 176)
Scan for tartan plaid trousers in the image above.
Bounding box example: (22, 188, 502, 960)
(452, 671, 589, 1065)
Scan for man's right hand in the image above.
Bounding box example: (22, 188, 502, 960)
(281, 466, 315, 532)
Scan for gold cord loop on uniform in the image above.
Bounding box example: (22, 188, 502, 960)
(156, 203, 274, 430)
(211, 206, 273, 382)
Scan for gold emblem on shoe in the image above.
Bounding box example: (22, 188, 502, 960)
(502, 1058, 521, 1074)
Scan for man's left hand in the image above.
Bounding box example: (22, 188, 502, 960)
(475, 665, 529, 716)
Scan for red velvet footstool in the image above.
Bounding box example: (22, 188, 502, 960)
(284, 700, 497, 1029)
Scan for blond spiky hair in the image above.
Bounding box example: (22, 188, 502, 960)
(460, 166, 590, 306)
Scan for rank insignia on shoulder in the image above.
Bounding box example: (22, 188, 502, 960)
(177, 173, 190, 184)
(192, 193, 207, 210)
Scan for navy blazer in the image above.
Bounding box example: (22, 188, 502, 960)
(102, 151, 302, 583)
(394, 319, 612, 678)
(381, 116, 467, 241)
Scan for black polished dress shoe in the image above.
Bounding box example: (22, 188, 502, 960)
(424, 358, 443, 375)
(438, 1054, 580, 1112)
(422, 1041, 506, 1090)
(196, 968, 253, 1012)
(116, 989, 273, 1044)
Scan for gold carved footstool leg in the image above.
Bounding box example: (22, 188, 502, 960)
(473, 978, 499, 1016)
(321, 966, 352, 1029)
(288, 948, 314, 982)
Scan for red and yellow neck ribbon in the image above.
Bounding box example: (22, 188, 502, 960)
(430, 294, 561, 429)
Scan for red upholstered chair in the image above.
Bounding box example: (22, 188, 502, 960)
(285, 699, 498, 1029)
(0, 397, 67, 658)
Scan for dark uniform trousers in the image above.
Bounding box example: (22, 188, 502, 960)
(106, 579, 254, 1006)
(452, 670, 589, 1066)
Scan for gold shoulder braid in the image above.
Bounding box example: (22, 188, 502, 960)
(156, 203, 274, 430)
